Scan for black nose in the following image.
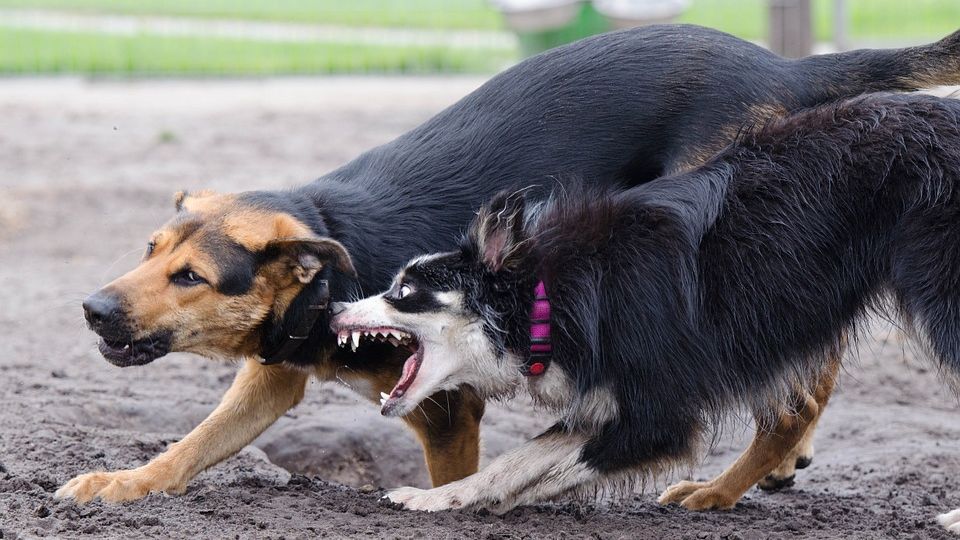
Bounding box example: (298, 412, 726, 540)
(82, 291, 122, 330)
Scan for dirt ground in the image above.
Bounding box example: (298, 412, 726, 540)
(0, 77, 958, 540)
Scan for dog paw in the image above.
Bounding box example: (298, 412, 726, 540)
(658, 481, 738, 511)
(383, 486, 464, 512)
(56, 468, 183, 504)
(757, 472, 795, 491)
(938, 508, 960, 534)
(658, 480, 711, 505)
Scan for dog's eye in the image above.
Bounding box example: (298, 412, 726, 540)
(397, 284, 412, 299)
(145, 241, 156, 257)
(171, 269, 207, 287)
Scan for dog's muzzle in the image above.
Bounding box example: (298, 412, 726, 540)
(83, 290, 172, 367)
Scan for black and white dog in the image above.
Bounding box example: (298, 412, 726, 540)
(331, 93, 960, 515)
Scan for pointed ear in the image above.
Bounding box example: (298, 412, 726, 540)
(468, 190, 527, 272)
(266, 237, 357, 284)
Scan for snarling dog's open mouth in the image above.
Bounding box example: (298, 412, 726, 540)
(333, 326, 422, 415)
(96, 332, 172, 367)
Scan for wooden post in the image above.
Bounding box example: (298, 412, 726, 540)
(833, 0, 849, 51)
(769, 0, 813, 58)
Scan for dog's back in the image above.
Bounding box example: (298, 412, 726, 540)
(328, 25, 960, 196)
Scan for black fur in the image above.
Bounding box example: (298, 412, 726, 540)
(410, 93, 960, 477)
(249, 24, 960, 366)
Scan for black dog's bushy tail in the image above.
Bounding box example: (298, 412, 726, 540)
(798, 29, 960, 99)
(881, 95, 960, 380)
(891, 201, 960, 379)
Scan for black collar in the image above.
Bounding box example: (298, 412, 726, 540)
(260, 279, 330, 365)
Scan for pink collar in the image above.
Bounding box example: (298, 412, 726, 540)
(524, 281, 551, 376)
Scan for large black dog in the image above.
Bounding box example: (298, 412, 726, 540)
(60, 25, 960, 505)
(332, 93, 960, 518)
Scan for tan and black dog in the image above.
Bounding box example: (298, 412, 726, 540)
(56, 24, 960, 506)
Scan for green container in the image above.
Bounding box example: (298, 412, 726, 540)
(516, 3, 611, 57)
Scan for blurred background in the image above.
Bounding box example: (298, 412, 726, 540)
(0, 0, 956, 76)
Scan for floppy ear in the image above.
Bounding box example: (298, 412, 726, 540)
(173, 190, 188, 211)
(173, 189, 218, 212)
(266, 237, 357, 283)
(468, 190, 527, 272)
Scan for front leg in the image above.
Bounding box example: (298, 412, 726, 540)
(56, 359, 308, 504)
(331, 350, 486, 487)
(402, 387, 485, 486)
(386, 428, 596, 513)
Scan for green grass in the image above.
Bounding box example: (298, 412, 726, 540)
(0, 27, 515, 75)
(678, 0, 959, 43)
(0, 0, 954, 40)
(0, 0, 954, 76)
(0, 0, 505, 30)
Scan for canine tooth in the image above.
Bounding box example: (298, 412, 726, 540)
(380, 391, 390, 400)
(351, 331, 360, 350)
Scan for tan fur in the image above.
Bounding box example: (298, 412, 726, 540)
(57, 359, 308, 503)
(658, 354, 840, 510)
(326, 355, 485, 486)
(57, 192, 488, 504)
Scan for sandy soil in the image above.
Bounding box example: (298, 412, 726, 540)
(0, 77, 958, 539)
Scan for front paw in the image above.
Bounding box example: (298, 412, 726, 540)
(384, 486, 464, 512)
(56, 468, 184, 504)
(938, 508, 960, 534)
(658, 480, 738, 511)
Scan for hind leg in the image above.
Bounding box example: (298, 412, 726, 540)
(659, 356, 839, 510)
(757, 406, 822, 490)
(758, 355, 839, 490)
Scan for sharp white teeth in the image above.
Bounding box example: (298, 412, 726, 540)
(380, 397, 387, 406)
(380, 391, 390, 400)
(351, 331, 360, 351)
(389, 330, 401, 340)
(123, 344, 130, 350)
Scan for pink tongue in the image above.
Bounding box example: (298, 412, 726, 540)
(390, 353, 419, 398)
